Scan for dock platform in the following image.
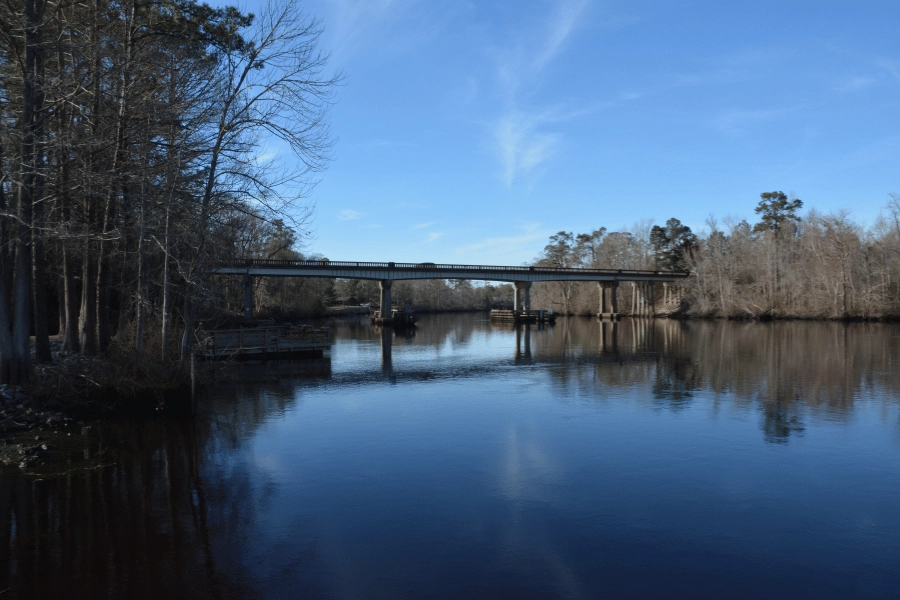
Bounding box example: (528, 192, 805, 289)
(199, 325, 330, 360)
(490, 309, 557, 324)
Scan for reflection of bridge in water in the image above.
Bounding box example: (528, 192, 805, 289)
(212, 259, 688, 323)
(369, 318, 676, 378)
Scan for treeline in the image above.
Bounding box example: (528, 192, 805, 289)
(0, 0, 338, 383)
(531, 191, 900, 319)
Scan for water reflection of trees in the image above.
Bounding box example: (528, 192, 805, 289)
(334, 314, 900, 445)
(333, 316, 900, 436)
(534, 318, 900, 442)
(0, 418, 256, 599)
(0, 360, 334, 599)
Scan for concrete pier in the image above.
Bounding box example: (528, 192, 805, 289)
(598, 281, 619, 320)
(631, 281, 656, 317)
(513, 281, 532, 311)
(375, 279, 393, 323)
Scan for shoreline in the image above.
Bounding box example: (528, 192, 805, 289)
(4, 313, 899, 474)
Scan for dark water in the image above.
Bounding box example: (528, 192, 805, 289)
(3, 315, 900, 599)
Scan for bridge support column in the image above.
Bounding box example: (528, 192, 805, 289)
(514, 281, 532, 311)
(378, 279, 393, 323)
(598, 281, 619, 320)
(243, 274, 254, 322)
(648, 282, 656, 317)
(630, 282, 638, 316)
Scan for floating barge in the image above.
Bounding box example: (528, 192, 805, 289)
(199, 325, 330, 360)
(490, 309, 557, 324)
(370, 308, 417, 327)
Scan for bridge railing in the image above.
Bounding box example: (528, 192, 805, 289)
(214, 258, 688, 278)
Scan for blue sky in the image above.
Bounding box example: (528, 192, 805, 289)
(230, 0, 900, 264)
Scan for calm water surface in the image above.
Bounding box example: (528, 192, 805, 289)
(4, 315, 900, 599)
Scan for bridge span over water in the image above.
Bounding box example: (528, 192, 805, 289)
(212, 259, 689, 322)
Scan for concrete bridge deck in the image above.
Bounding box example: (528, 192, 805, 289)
(212, 258, 688, 283)
(212, 258, 689, 323)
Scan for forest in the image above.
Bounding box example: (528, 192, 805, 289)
(529, 191, 900, 320)
(0, 0, 338, 384)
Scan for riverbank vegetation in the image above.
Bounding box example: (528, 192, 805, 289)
(531, 191, 900, 320)
(0, 0, 338, 384)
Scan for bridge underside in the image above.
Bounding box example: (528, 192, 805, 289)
(211, 260, 688, 323)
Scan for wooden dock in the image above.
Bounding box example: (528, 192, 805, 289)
(199, 325, 330, 360)
(490, 309, 557, 324)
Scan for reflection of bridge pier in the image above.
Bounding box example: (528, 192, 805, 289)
(380, 326, 393, 373)
(630, 317, 657, 352)
(514, 324, 533, 363)
(598, 320, 619, 354)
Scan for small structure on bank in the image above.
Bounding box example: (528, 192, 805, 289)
(199, 324, 330, 360)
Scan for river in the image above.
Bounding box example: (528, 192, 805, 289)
(3, 315, 900, 599)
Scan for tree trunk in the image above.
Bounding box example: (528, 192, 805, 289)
(61, 242, 80, 352)
(161, 203, 171, 361)
(79, 237, 98, 355)
(11, 0, 46, 382)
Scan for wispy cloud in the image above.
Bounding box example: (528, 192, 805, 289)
(834, 76, 877, 93)
(425, 232, 443, 242)
(338, 209, 364, 221)
(877, 58, 900, 81)
(455, 230, 549, 260)
(532, 0, 590, 73)
(493, 112, 561, 187)
(488, 0, 596, 186)
(715, 108, 796, 135)
(326, 0, 414, 60)
(324, 0, 457, 65)
(412, 221, 435, 229)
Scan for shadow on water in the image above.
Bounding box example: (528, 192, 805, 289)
(2, 315, 900, 598)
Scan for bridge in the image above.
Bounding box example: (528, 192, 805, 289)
(212, 258, 690, 323)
